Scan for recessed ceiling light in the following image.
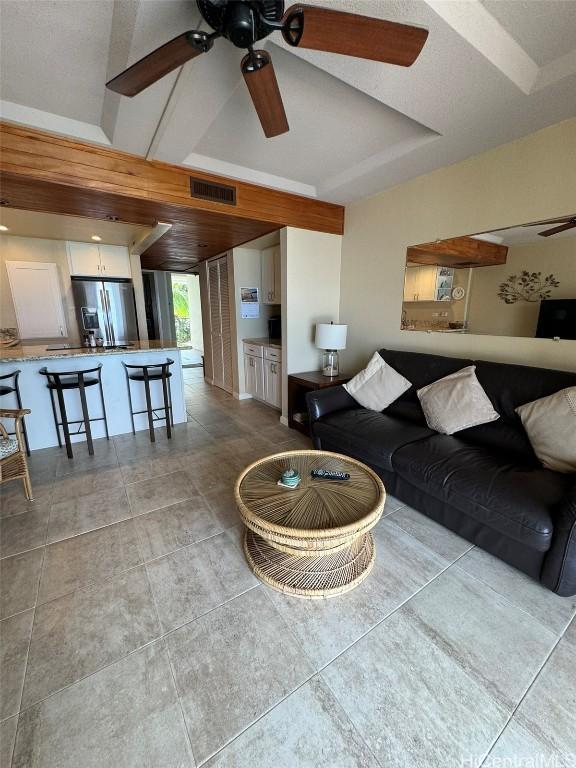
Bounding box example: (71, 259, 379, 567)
(0, 225, 8, 232)
(91, 235, 102, 242)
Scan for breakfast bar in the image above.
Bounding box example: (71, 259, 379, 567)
(0, 342, 188, 451)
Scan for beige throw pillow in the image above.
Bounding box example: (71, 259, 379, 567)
(515, 387, 576, 473)
(417, 365, 500, 435)
(344, 352, 411, 411)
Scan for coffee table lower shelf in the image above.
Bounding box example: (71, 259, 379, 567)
(243, 528, 375, 599)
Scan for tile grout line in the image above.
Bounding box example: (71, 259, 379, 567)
(8, 542, 46, 767)
(140, 548, 198, 768)
(451, 559, 576, 638)
(478, 630, 569, 767)
(9, 580, 261, 720)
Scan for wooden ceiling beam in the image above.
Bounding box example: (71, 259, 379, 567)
(407, 236, 508, 268)
(0, 122, 344, 236)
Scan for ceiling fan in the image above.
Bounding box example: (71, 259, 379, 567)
(106, 0, 429, 138)
(536, 217, 576, 238)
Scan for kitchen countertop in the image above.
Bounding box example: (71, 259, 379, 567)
(0, 341, 190, 363)
(242, 337, 282, 349)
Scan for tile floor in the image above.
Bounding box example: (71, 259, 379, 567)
(1, 368, 575, 767)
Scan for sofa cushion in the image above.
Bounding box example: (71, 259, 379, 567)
(315, 409, 434, 472)
(516, 386, 576, 473)
(417, 365, 500, 435)
(343, 352, 411, 411)
(392, 435, 571, 551)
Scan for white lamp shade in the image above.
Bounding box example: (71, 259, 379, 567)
(315, 323, 347, 350)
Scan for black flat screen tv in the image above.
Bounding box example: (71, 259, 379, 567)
(536, 299, 576, 340)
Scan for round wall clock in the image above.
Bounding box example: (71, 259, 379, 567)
(451, 286, 466, 300)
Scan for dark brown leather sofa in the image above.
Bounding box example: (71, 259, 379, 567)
(307, 349, 576, 597)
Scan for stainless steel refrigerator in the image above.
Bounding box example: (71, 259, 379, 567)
(71, 277, 139, 346)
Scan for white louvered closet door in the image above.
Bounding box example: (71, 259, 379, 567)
(208, 259, 224, 388)
(207, 256, 233, 393)
(218, 261, 233, 392)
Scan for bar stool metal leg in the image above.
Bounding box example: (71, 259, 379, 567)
(14, 377, 30, 456)
(161, 373, 171, 439)
(167, 377, 174, 428)
(48, 388, 63, 448)
(143, 371, 155, 443)
(98, 375, 110, 440)
(78, 376, 94, 456)
(125, 378, 136, 435)
(55, 386, 74, 459)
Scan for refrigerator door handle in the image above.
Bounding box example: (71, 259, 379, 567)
(99, 289, 112, 344)
(105, 290, 116, 346)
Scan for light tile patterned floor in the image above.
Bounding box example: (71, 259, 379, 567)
(0, 368, 575, 767)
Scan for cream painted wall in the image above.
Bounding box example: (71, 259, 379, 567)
(339, 118, 576, 373)
(0, 234, 79, 342)
(281, 227, 342, 419)
(130, 252, 148, 342)
(231, 246, 276, 399)
(466, 238, 576, 337)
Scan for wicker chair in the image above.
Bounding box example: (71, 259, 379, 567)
(0, 408, 33, 501)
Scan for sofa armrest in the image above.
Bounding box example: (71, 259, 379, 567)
(306, 385, 358, 424)
(542, 483, 576, 596)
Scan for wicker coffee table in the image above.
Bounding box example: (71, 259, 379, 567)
(235, 450, 385, 598)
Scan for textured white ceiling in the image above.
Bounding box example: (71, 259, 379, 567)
(481, 0, 576, 66)
(1, 0, 575, 204)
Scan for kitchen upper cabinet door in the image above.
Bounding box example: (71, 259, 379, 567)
(261, 247, 275, 304)
(98, 245, 131, 278)
(417, 266, 439, 301)
(272, 246, 282, 304)
(6, 261, 67, 339)
(404, 267, 418, 301)
(66, 241, 101, 276)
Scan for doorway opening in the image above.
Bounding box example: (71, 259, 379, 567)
(171, 273, 203, 367)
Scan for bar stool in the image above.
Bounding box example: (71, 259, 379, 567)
(123, 358, 174, 443)
(0, 370, 30, 456)
(39, 364, 109, 459)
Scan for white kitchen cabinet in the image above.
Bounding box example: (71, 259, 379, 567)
(66, 241, 131, 278)
(66, 242, 101, 276)
(262, 246, 281, 304)
(404, 265, 442, 302)
(6, 261, 67, 339)
(97, 244, 132, 278)
(244, 352, 265, 400)
(243, 342, 281, 408)
(264, 358, 282, 409)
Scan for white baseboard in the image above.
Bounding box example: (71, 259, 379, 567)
(280, 415, 289, 427)
(234, 391, 253, 401)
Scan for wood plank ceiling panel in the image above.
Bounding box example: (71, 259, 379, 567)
(0, 172, 280, 269)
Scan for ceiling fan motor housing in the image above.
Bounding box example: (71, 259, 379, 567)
(197, 0, 285, 47)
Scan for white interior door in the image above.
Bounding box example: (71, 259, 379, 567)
(208, 260, 224, 387)
(6, 261, 68, 339)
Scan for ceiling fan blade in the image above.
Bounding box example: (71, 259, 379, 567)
(282, 5, 428, 66)
(106, 31, 213, 96)
(241, 51, 289, 138)
(522, 216, 574, 227)
(539, 220, 576, 237)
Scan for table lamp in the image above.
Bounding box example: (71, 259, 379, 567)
(315, 322, 347, 377)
